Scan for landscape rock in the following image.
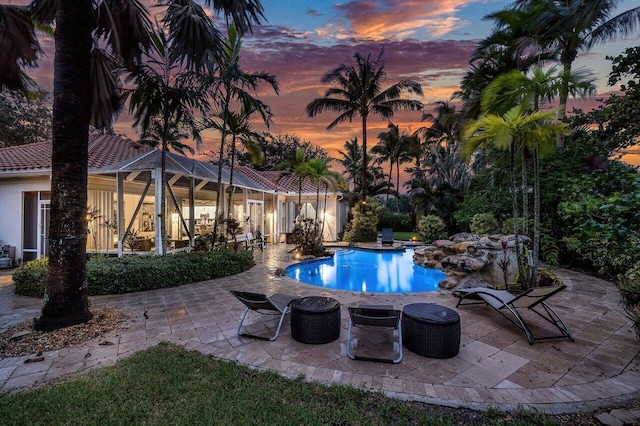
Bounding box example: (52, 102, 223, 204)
(414, 233, 530, 289)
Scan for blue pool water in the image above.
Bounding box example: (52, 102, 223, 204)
(286, 248, 446, 293)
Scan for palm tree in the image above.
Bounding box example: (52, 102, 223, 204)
(209, 23, 278, 240)
(337, 137, 362, 192)
(128, 28, 210, 255)
(202, 108, 266, 217)
(276, 148, 309, 216)
(0, 0, 265, 330)
(306, 49, 423, 201)
(372, 123, 400, 209)
(480, 66, 589, 285)
(516, 0, 640, 126)
(305, 157, 346, 236)
(462, 105, 567, 288)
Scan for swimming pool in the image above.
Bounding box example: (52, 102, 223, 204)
(286, 248, 446, 293)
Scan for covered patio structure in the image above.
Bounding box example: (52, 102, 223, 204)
(92, 150, 273, 256)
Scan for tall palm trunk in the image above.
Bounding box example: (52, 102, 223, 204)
(530, 146, 541, 287)
(213, 92, 232, 243)
(395, 158, 401, 214)
(35, 0, 93, 331)
(160, 111, 169, 256)
(521, 153, 528, 237)
(361, 116, 368, 201)
(557, 49, 576, 148)
(509, 144, 525, 290)
(386, 159, 393, 210)
(226, 132, 237, 219)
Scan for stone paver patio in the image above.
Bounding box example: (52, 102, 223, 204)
(1, 244, 639, 414)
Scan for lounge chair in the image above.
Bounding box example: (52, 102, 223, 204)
(453, 285, 573, 345)
(347, 305, 403, 363)
(381, 228, 394, 246)
(230, 290, 298, 341)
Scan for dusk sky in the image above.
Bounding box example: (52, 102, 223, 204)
(10, 0, 640, 168)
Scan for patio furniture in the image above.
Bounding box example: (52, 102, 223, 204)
(291, 296, 341, 344)
(402, 303, 460, 358)
(235, 232, 264, 251)
(230, 290, 298, 341)
(347, 304, 403, 363)
(381, 227, 394, 246)
(453, 285, 573, 345)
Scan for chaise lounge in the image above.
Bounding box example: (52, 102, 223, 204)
(453, 285, 573, 344)
(230, 290, 298, 341)
(347, 305, 403, 363)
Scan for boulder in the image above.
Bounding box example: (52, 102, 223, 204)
(441, 254, 488, 272)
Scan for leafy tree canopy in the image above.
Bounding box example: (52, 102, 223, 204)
(571, 46, 640, 154)
(0, 88, 52, 147)
(236, 132, 327, 170)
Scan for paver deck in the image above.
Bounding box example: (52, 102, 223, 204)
(1, 245, 639, 414)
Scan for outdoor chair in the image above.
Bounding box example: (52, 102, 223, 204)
(453, 285, 573, 344)
(381, 228, 394, 246)
(230, 290, 298, 341)
(347, 305, 403, 363)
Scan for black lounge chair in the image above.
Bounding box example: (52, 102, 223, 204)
(453, 285, 573, 345)
(381, 228, 394, 246)
(347, 305, 403, 363)
(230, 290, 298, 341)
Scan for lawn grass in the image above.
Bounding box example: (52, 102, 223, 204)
(0, 342, 556, 426)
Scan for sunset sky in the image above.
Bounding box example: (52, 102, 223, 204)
(10, 0, 640, 169)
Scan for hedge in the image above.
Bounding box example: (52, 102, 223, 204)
(13, 249, 255, 298)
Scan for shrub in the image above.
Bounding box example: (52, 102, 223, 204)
(616, 263, 640, 340)
(378, 213, 412, 232)
(417, 215, 446, 243)
(470, 213, 499, 235)
(342, 199, 382, 243)
(500, 218, 528, 236)
(12, 257, 48, 298)
(13, 250, 255, 298)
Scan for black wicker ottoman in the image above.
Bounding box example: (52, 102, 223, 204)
(402, 303, 460, 358)
(291, 296, 341, 344)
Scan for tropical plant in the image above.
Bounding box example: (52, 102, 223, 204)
(128, 27, 210, 255)
(417, 214, 447, 243)
(208, 22, 278, 241)
(0, 0, 265, 330)
(479, 66, 590, 285)
(462, 105, 567, 288)
(372, 122, 415, 213)
(306, 49, 423, 201)
(470, 213, 500, 235)
(0, 88, 52, 147)
(342, 199, 382, 243)
(202, 107, 266, 218)
(236, 132, 326, 170)
(515, 0, 640, 125)
(276, 147, 309, 216)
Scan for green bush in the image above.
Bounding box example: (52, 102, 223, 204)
(417, 215, 447, 243)
(12, 257, 48, 298)
(470, 213, 499, 235)
(500, 217, 529, 235)
(343, 199, 382, 243)
(616, 264, 640, 340)
(13, 250, 255, 298)
(378, 213, 412, 232)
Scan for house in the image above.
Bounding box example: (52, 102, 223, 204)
(0, 134, 348, 262)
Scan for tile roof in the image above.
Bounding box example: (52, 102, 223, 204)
(234, 166, 323, 193)
(0, 133, 153, 172)
(0, 136, 342, 195)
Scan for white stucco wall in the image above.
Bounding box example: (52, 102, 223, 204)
(0, 175, 51, 259)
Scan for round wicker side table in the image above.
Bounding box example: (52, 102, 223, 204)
(291, 296, 341, 344)
(402, 303, 460, 358)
